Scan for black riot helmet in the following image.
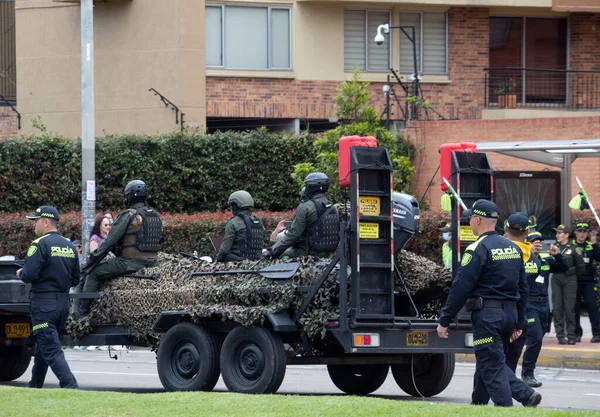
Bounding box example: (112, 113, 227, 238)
(304, 172, 330, 198)
(228, 190, 254, 209)
(124, 180, 148, 204)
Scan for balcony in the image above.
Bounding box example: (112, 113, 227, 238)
(484, 67, 600, 116)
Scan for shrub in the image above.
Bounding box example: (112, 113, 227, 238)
(0, 130, 318, 213)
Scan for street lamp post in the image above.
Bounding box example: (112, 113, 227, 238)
(81, 0, 96, 261)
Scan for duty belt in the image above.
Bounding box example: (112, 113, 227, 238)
(482, 299, 517, 309)
(529, 296, 548, 303)
(30, 292, 69, 300)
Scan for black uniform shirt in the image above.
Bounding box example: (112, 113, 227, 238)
(20, 231, 81, 293)
(439, 231, 528, 329)
(534, 252, 568, 298)
(572, 239, 600, 282)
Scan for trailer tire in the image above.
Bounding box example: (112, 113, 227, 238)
(0, 346, 32, 381)
(157, 323, 220, 392)
(220, 326, 286, 394)
(327, 364, 389, 395)
(391, 353, 455, 397)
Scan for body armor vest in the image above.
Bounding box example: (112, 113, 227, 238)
(120, 207, 162, 259)
(307, 198, 340, 252)
(240, 214, 265, 260)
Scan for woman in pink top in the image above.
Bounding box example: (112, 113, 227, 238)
(89, 214, 112, 252)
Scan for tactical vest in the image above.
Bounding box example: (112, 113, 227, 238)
(120, 207, 163, 259)
(307, 198, 340, 253)
(240, 214, 265, 260)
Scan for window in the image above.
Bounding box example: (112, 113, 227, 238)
(344, 10, 391, 72)
(206, 5, 291, 70)
(399, 12, 447, 74)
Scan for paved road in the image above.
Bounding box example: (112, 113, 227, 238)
(6, 349, 600, 410)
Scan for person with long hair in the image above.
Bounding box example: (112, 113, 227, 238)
(89, 215, 112, 252)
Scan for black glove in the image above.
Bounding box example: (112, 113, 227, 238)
(263, 248, 274, 259)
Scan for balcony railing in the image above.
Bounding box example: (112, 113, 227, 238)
(484, 67, 600, 110)
(0, 0, 15, 103)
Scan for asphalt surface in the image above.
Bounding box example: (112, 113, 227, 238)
(5, 349, 600, 411)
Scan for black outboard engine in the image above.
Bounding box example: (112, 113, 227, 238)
(392, 192, 420, 254)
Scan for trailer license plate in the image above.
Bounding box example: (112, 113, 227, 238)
(407, 330, 429, 347)
(5, 323, 31, 338)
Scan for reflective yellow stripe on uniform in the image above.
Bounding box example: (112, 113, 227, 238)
(527, 318, 535, 324)
(32, 322, 49, 331)
(473, 336, 493, 346)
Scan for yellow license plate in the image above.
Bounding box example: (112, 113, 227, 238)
(359, 222, 379, 239)
(407, 330, 429, 347)
(359, 196, 380, 216)
(5, 323, 31, 338)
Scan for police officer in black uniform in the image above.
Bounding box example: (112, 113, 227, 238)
(504, 213, 541, 377)
(79, 180, 162, 316)
(571, 222, 600, 343)
(517, 231, 568, 386)
(437, 201, 540, 407)
(217, 190, 265, 262)
(17, 206, 79, 389)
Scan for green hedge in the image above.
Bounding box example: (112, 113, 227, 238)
(0, 130, 317, 213)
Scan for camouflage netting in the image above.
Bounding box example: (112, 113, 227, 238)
(66, 251, 451, 345)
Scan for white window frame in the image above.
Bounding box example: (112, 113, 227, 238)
(206, 4, 292, 70)
(344, 9, 392, 73)
(399, 11, 448, 75)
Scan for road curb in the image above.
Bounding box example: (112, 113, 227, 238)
(456, 347, 600, 370)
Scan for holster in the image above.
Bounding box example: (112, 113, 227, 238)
(465, 297, 483, 312)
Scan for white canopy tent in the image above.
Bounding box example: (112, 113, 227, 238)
(472, 139, 600, 226)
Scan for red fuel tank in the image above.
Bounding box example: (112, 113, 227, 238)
(338, 136, 377, 187)
(439, 142, 477, 191)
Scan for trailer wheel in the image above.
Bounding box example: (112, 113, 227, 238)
(327, 364, 389, 395)
(220, 326, 286, 394)
(391, 353, 455, 397)
(0, 346, 32, 381)
(157, 323, 220, 392)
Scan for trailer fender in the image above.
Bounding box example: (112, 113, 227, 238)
(152, 310, 192, 333)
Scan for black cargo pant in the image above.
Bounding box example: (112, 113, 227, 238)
(470, 303, 534, 406)
(505, 300, 548, 377)
(82, 257, 157, 293)
(29, 294, 78, 389)
(575, 281, 600, 338)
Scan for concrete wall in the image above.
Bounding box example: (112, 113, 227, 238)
(16, 0, 206, 137)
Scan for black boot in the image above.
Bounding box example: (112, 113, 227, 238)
(522, 374, 542, 388)
(591, 335, 600, 343)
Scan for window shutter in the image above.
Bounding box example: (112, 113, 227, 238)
(423, 13, 446, 74)
(205, 6, 222, 67)
(367, 11, 390, 71)
(399, 13, 421, 73)
(225, 7, 268, 69)
(271, 9, 291, 68)
(344, 10, 366, 71)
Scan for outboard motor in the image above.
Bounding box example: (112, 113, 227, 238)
(392, 192, 420, 254)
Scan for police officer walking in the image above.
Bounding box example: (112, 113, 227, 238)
(17, 206, 79, 389)
(217, 190, 265, 262)
(551, 224, 584, 345)
(571, 222, 600, 343)
(79, 180, 162, 316)
(437, 201, 540, 407)
(264, 173, 338, 259)
(518, 231, 568, 386)
(503, 213, 541, 378)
